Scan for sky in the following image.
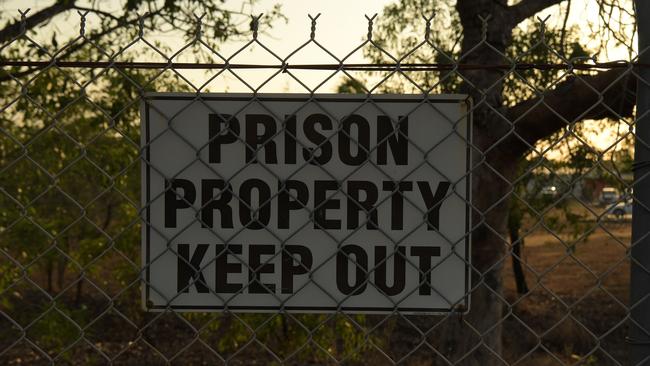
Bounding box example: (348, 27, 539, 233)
(0, 0, 396, 93)
(193, 0, 397, 92)
(0, 0, 637, 153)
(1, 0, 636, 94)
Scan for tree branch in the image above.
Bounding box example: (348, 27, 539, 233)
(508, 0, 566, 27)
(0, 11, 161, 83)
(0, 1, 75, 44)
(504, 68, 636, 157)
(71, 6, 121, 22)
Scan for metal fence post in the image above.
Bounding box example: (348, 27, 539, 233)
(631, 0, 650, 364)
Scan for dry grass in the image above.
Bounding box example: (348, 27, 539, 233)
(0, 219, 634, 365)
(502, 223, 631, 365)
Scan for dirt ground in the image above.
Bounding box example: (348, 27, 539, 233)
(501, 222, 632, 365)
(0, 221, 635, 365)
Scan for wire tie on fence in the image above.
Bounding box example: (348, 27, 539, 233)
(626, 336, 650, 345)
(422, 13, 434, 42)
(138, 15, 145, 38)
(78, 10, 90, 36)
(536, 15, 551, 43)
(194, 13, 205, 39)
(478, 14, 491, 39)
(308, 13, 320, 40)
(251, 13, 263, 40)
(453, 303, 467, 323)
(281, 62, 288, 73)
(18, 9, 29, 34)
(632, 161, 650, 171)
(365, 14, 377, 41)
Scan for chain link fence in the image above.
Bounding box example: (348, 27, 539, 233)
(0, 6, 647, 366)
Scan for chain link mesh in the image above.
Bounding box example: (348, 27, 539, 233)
(0, 8, 646, 366)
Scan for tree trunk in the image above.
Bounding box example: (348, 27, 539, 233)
(509, 219, 529, 295)
(75, 276, 83, 305)
(431, 156, 515, 364)
(388, 142, 517, 366)
(389, 1, 517, 364)
(387, 0, 636, 363)
(46, 257, 53, 293)
(56, 242, 68, 293)
(56, 255, 66, 293)
(440, 0, 515, 362)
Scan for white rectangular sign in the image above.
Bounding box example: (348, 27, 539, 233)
(141, 93, 471, 313)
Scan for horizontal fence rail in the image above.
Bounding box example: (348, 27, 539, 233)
(1, 60, 649, 71)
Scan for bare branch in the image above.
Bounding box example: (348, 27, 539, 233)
(559, 0, 571, 56)
(508, 0, 566, 27)
(0, 2, 75, 44)
(504, 68, 636, 157)
(71, 6, 121, 22)
(0, 11, 161, 83)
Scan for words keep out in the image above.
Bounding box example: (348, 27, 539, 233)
(176, 243, 442, 296)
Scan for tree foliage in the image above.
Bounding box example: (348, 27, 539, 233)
(338, 0, 634, 292)
(0, 0, 639, 364)
(0, 2, 382, 363)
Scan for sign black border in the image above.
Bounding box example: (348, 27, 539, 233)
(143, 94, 472, 313)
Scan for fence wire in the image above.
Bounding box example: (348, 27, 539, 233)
(0, 9, 648, 366)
